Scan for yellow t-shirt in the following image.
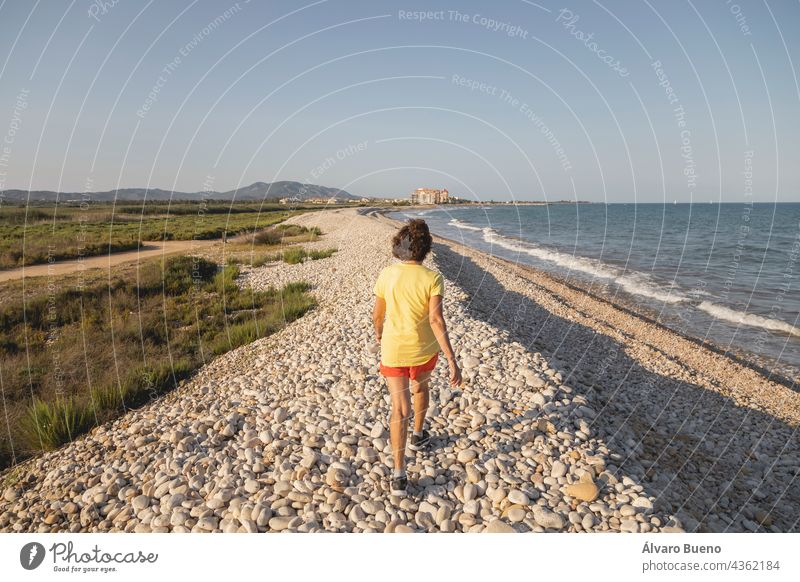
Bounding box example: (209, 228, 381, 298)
(373, 262, 444, 367)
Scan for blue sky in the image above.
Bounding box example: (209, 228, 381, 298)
(0, 0, 797, 201)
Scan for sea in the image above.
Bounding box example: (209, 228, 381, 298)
(391, 203, 800, 382)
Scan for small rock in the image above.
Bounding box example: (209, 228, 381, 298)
(754, 509, 773, 527)
(462, 356, 480, 369)
(198, 516, 218, 531)
(131, 495, 150, 512)
(457, 449, 477, 463)
(565, 479, 599, 502)
(551, 461, 567, 479)
(269, 516, 293, 531)
(300, 453, 319, 470)
(507, 490, 529, 505)
(463, 500, 480, 515)
(359, 446, 379, 464)
(274, 480, 292, 496)
(582, 513, 596, 530)
(485, 519, 516, 533)
(463, 484, 477, 502)
(532, 505, 564, 530)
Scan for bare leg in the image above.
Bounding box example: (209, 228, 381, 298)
(387, 375, 411, 471)
(410, 371, 431, 434)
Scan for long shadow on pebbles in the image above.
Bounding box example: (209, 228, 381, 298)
(429, 241, 800, 533)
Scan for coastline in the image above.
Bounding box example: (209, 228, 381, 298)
(1, 207, 797, 533)
(377, 208, 798, 393)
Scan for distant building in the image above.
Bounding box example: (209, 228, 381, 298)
(411, 188, 449, 204)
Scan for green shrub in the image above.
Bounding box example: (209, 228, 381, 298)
(252, 254, 279, 267)
(254, 228, 283, 245)
(308, 248, 336, 260)
(19, 398, 96, 452)
(281, 248, 307, 264)
(213, 264, 240, 294)
(282, 281, 312, 294)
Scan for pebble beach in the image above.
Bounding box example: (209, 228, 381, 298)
(1, 207, 798, 533)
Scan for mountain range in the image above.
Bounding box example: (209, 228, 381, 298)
(0, 181, 358, 203)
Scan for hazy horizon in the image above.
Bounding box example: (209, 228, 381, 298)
(1, 1, 798, 202)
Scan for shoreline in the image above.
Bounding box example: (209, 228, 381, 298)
(1, 207, 797, 533)
(378, 208, 798, 390)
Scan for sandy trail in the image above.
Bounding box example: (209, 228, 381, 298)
(0, 235, 249, 283)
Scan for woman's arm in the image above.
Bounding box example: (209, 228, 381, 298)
(429, 294, 463, 386)
(372, 296, 386, 341)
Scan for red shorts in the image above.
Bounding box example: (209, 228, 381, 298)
(380, 353, 439, 380)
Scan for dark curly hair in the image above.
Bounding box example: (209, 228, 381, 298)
(392, 218, 432, 262)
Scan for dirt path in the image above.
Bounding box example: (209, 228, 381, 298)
(0, 239, 229, 282)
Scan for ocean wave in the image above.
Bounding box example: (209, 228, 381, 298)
(481, 227, 686, 305)
(449, 219, 483, 231)
(697, 302, 800, 337)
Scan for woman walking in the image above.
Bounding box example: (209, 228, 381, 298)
(372, 219, 462, 497)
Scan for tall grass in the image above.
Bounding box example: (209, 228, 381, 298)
(0, 255, 315, 468)
(18, 398, 96, 452)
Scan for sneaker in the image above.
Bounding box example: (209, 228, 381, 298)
(408, 429, 431, 452)
(390, 474, 408, 497)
